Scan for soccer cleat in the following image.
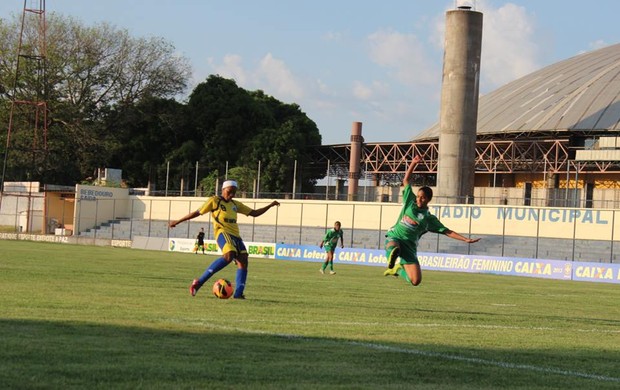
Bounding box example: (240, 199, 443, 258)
(319, 268, 324, 274)
(329, 271, 336, 275)
(233, 294, 246, 300)
(387, 247, 400, 269)
(189, 279, 200, 296)
(383, 263, 401, 277)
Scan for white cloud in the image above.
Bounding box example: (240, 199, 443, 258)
(587, 40, 608, 51)
(316, 78, 334, 96)
(430, 1, 542, 92)
(352, 81, 373, 100)
(208, 54, 247, 85)
(477, 2, 541, 90)
(323, 31, 343, 42)
(256, 53, 304, 99)
(367, 29, 435, 86)
(206, 53, 304, 100)
(352, 80, 390, 101)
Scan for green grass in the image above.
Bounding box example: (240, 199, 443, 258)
(0, 240, 619, 389)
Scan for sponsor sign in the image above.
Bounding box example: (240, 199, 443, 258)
(168, 238, 275, 259)
(572, 261, 620, 284)
(273, 243, 620, 284)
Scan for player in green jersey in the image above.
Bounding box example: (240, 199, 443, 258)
(384, 155, 480, 286)
(319, 221, 344, 274)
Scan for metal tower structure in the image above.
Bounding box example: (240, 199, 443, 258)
(1, 0, 48, 194)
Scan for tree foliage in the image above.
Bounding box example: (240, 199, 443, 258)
(0, 13, 191, 185)
(0, 14, 324, 195)
(187, 76, 323, 194)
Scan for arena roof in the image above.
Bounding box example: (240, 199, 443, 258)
(414, 43, 620, 141)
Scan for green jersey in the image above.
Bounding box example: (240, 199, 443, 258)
(322, 228, 343, 251)
(387, 185, 447, 249)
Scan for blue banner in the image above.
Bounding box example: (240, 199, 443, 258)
(274, 244, 620, 284)
(572, 261, 620, 284)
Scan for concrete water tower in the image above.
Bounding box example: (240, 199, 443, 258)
(436, 4, 483, 204)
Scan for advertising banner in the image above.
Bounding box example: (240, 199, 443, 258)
(572, 261, 620, 284)
(273, 243, 619, 284)
(168, 238, 275, 259)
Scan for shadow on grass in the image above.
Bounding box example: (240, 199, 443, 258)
(1, 319, 618, 389)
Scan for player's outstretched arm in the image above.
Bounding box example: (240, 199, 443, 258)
(169, 210, 200, 228)
(403, 155, 422, 186)
(248, 201, 280, 217)
(444, 229, 481, 244)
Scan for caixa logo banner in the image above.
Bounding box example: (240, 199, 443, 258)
(273, 243, 620, 284)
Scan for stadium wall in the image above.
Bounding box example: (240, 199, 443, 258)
(126, 196, 620, 242)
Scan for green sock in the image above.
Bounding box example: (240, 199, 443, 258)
(329, 261, 334, 271)
(321, 263, 327, 271)
(385, 246, 394, 259)
(397, 268, 411, 283)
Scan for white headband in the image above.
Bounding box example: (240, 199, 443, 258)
(222, 180, 238, 189)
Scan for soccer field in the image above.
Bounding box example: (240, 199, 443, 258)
(0, 240, 618, 389)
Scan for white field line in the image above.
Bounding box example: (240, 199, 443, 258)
(348, 341, 620, 383)
(230, 319, 620, 334)
(170, 318, 620, 383)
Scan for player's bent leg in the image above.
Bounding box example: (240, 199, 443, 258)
(234, 254, 249, 299)
(403, 263, 422, 286)
(189, 279, 200, 296)
(383, 261, 401, 276)
(385, 240, 400, 269)
(193, 254, 233, 296)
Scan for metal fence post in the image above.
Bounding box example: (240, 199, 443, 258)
(129, 199, 134, 240)
(467, 204, 473, 255)
(252, 201, 256, 241)
(148, 199, 153, 237)
(274, 202, 279, 243)
(378, 203, 383, 249)
(299, 202, 304, 245)
(535, 206, 540, 259)
(167, 199, 172, 238)
(94, 198, 99, 240)
(610, 211, 616, 263)
(501, 206, 506, 257)
(350, 204, 355, 248)
(111, 199, 116, 239)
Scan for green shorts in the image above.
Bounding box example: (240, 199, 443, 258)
(324, 243, 336, 252)
(384, 235, 419, 265)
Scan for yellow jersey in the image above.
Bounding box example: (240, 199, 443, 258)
(197, 196, 252, 238)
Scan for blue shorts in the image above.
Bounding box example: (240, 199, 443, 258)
(216, 232, 247, 256)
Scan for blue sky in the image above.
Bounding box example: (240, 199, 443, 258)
(2, 0, 618, 144)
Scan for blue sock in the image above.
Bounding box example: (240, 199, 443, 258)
(234, 268, 248, 298)
(197, 257, 229, 285)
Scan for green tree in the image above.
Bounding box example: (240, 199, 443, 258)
(104, 97, 193, 189)
(0, 13, 191, 185)
(188, 76, 322, 194)
(186, 76, 273, 173)
(198, 170, 219, 197)
(227, 166, 256, 196)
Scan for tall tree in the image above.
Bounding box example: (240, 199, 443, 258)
(186, 76, 273, 172)
(0, 13, 191, 185)
(187, 76, 322, 193)
(105, 97, 192, 189)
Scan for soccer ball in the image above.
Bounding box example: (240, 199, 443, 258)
(212, 278, 234, 299)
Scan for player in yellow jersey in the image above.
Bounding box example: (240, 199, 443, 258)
(169, 180, 280, 299)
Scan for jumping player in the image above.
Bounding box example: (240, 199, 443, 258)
(384, 155, 480, 286)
